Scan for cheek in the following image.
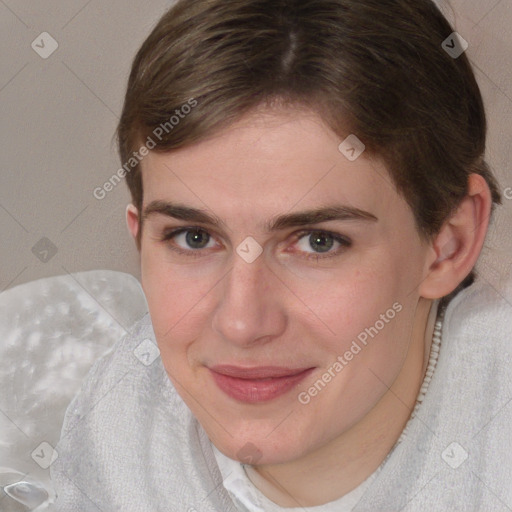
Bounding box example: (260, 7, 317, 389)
(140, 248, 194, 339)
(140, 246, 221, 369)
(290, 247, 420, 375)
(288, 261, 395, 342)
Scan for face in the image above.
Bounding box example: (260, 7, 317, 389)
(133, 106, 432, 465)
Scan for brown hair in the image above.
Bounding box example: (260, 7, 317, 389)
(117, 0, 501, 287)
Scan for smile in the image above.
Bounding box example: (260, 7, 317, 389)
(208, 365, 315, 403)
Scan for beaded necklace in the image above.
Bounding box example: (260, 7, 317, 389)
(395, 298, 447, 446)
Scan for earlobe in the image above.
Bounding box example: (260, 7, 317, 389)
(419, 174, 492, 299)
(126, 204, 140, 241)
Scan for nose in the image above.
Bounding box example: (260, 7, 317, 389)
(211, 251, 287, 347)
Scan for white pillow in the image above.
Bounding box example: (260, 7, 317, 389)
(0, 270, 147, 511)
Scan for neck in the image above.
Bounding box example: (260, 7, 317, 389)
(245, 297, 436, 507)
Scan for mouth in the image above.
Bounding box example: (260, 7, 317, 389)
(208, 365, 315, 403)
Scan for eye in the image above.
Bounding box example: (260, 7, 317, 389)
(293, 230, 351, 259)
(161, 227, 218, 253)
(160, 227, 351, 260)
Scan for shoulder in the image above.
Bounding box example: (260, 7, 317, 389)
(51, 313, 202, 509)
(442, 275, 512, 353)
(61, 312, 189, 434)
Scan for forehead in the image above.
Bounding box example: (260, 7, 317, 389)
(139, 107, 407, 229)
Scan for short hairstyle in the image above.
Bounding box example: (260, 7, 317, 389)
(117, 0, 502, 288)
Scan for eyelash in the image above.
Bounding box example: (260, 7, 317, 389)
(159, 227, 352, 260)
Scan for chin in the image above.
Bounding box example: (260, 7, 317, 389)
(208, 424, 311, 466)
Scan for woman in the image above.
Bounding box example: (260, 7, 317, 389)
(51, 0, 512, 510)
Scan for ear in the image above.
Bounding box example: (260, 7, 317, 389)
(419, 174, 493, 299)
(126, 204, 140, 246)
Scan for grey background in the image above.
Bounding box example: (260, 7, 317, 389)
(1, 0, 511, 292)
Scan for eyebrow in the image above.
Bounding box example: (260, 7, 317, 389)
(142, 200, 378, 231)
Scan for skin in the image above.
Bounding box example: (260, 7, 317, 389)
(126, 105, 491, 506)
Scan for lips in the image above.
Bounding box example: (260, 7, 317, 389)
(208, 365, 314, 403)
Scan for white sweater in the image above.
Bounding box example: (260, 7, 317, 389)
(50, 277, 512, 511)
